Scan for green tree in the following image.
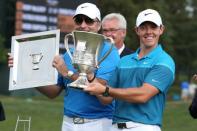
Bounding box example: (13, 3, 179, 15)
(0, 35, 7, 64)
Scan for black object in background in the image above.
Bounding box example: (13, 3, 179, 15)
(189, 89, 197, 119)
(0, 101, 5, 121)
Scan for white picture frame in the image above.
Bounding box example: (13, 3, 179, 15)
(9, 29, 60, 90)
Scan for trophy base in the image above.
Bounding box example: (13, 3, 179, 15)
(67, 73, 88, 90)
(68, 83, 87, 90)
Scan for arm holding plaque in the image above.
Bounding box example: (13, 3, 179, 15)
(36, 85, 63, 99)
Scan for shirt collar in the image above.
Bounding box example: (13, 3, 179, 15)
(118, 44, 125, 55)
(131, 44, 163, 60)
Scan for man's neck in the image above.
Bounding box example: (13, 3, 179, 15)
(138, 43, 158, 59)
(118, 44, 125, 55)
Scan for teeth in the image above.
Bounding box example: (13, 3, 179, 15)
(145, 36, 153, 40)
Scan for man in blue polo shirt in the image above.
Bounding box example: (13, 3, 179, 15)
(36, 3, 119, 131)
(85, 9, 175, 131)
(8, 3, 119, 131)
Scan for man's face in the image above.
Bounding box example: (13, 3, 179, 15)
(73, 15, 101, 33)
(102, 18, 126, 49)
(135, 21, 164, 48)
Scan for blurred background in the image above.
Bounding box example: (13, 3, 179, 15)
(1, 0, 197, 130)
(1, 0, 197, 97)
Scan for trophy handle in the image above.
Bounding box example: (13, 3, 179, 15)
(105, 36, 114, 44)
(64, 33, 74, 61)
(96, 36, 114, 67)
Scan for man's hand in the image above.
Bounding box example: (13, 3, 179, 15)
(7, 53, 13, 67)
(52, 55, 68, 77)
(84, 82, 106, 95)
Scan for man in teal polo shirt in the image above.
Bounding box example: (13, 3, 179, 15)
(85, 9, 175, 131)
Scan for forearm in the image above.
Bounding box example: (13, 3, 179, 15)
(36, 85, 63, 99)
(91, 78, 113, 104)
(108, 84, 159, 103)
(108, 87, 149, 103)
(96, 95, 113, 105)
(37, 73, 78, 99)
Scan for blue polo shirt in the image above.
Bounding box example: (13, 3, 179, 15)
(109, 44, 175, 126)
(58, 40, 120, 119)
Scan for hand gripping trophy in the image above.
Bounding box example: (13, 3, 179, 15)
(65, 31, 114, 89)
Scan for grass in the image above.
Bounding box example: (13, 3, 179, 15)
(0, 95, 63, 131)
(1, 95, 197, 131)
(163, 101, 197, 131)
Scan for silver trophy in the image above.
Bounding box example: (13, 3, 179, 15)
(65, 31, 114, 89)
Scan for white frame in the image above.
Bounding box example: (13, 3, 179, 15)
(9, 29, 60, 90)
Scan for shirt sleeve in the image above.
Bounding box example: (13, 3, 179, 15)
(108, 67, 119, 88)
(144, 65, 174, 93)
(96, 42, 120, 81)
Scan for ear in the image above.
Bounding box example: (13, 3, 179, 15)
(135, 27, 140, 35)
(159, 25, 165, 35)
(97, 23, 101, 31)
(121, 29, 127, 38)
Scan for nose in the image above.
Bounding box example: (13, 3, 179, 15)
(145, 26, 152, 34)
(80, 20, 88, 28)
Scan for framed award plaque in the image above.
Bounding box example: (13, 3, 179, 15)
(9, 29, 60, 90)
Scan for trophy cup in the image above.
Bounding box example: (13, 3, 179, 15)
(65, 31, 114, 89)
(30, 53, 43, 70)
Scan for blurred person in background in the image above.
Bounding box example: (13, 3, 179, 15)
(180, 81, 189, 101)
(188, 78, 197, 99)
(102, 13, 133, 58)
(189, 74, 197, 119)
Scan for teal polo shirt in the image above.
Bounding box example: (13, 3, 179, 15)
(109, 44, 175, 126)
